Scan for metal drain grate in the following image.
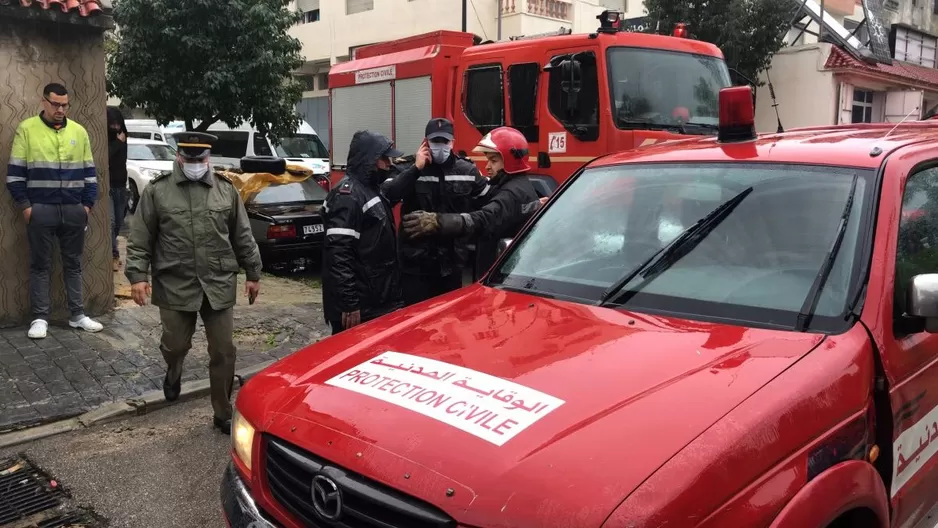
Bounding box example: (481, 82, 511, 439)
(37, 511, 103, 527)
(0, 457, 65, 525)
(0, 456, 106, 527)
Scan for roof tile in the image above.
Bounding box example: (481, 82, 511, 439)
(825, 45, 938, 88)
(1, 0, 102, 17)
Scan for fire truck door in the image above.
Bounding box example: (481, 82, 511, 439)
(539, 46, 602, 183)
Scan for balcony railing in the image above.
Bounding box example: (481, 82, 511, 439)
(501, 0, 572, 22)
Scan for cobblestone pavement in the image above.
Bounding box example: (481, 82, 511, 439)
(0, 300, 328, 433)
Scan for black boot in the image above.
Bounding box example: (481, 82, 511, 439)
(213, 417, 232, 435)
(163, 371, 181, 402)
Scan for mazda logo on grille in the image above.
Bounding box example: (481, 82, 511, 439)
(311, 474, 343, 521)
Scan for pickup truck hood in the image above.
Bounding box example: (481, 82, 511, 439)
(248, 285, 824, 527)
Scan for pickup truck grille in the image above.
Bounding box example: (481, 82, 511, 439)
(264, 436, 456, 528)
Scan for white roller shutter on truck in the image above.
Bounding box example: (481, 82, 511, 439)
(331, 81, 392, 167)
(394, 76, 432, 157)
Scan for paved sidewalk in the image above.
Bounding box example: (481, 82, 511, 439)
(0, 286, 328, 432)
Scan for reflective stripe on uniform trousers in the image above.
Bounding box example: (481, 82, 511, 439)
(326, 228, 361, 238)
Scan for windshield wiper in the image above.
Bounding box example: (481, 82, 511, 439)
(617, 117, 686, 135)
(599, 186, 754, 307)
(794, 174, 859, 332)
(684, 122, 719, 134)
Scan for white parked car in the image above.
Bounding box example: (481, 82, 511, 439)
(126, 138, 176, 213)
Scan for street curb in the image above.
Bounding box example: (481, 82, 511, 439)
(0, 359, 278, 450)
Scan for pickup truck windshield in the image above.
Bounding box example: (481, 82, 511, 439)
(488, 163, 874, 332)
(276, 134, 329, 159)
(608, 48, 732, 132)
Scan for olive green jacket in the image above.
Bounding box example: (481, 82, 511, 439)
(125, 165, 262, 312)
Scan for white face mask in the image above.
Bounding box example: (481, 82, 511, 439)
(430, 143, 452, 164)
(182, 163, 208, 181)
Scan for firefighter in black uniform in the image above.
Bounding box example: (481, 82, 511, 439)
(381, 118, 488, 306)
(401, 126, 540, 278)
(322, 130, 404, 335)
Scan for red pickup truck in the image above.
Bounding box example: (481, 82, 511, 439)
(221, 87, 938, 528)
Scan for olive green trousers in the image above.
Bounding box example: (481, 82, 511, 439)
(159, 296, 236, 421)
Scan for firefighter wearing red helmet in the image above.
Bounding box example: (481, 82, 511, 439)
(402, 126, 540, 279)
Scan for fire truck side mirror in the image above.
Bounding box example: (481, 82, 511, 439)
(560, 59, 582, 116)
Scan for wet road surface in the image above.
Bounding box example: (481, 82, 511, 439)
(0, 394, 232, 528)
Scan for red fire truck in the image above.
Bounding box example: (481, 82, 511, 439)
(327, 11, 733, 196)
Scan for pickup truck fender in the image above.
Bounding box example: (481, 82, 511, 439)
(769, 460, 888, 528)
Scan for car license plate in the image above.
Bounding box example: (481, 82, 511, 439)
(303, 224, 324, 235)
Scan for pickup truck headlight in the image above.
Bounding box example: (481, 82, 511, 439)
(232, 410, 256, 472)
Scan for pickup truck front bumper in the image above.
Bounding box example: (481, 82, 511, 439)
(221, 461, 279, 528)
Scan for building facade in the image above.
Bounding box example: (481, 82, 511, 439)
(756, 0, 938, 132)
(0, 1, 115, 327)
(289, 0, 619, 144)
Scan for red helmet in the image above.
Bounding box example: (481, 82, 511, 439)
(473, 126, 531, 174)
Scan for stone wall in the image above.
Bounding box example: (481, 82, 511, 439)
(0, 15, 112, 327)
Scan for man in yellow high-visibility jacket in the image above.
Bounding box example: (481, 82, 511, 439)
(5, 83, 104, 339)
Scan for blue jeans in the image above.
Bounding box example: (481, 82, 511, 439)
(110, 187, 128, 258)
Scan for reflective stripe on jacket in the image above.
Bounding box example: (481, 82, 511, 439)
(381, 154, 486, 277)
(6, 115, 97, 210)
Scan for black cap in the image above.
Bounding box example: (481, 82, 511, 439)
(425, 118, 454, 141)
(378, 134, 403, 158)
(383, 144, 404, 158)
(173, 131, 217, 160)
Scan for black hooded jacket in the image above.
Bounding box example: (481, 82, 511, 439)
(322, 131, 402, 322)
(106, 107, 128, 188)
(447, 170, 539, 280)
(381, 153, 487, 277)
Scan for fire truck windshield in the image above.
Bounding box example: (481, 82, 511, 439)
(608, 48, 732, 134)
(488, 163, 875, 333)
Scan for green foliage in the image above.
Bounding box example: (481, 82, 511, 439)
(107, 0, 304, 140)
(643, 0, 795, 84)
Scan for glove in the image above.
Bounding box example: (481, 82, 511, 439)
(402, 211, 440, 238)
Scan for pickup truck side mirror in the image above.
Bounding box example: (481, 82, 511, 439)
(907, 274, 938, 332)
(496, 238, 512, 259)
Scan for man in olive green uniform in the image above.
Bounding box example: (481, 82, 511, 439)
(125, 131, 262, 435)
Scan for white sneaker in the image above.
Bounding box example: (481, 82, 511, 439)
(27, 319, 48, 339)
(69, 316, 103, 333)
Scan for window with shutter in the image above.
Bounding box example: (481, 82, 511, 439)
(346, 0, 374, 15)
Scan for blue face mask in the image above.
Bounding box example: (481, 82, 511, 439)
(430, 143, 452, 164)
